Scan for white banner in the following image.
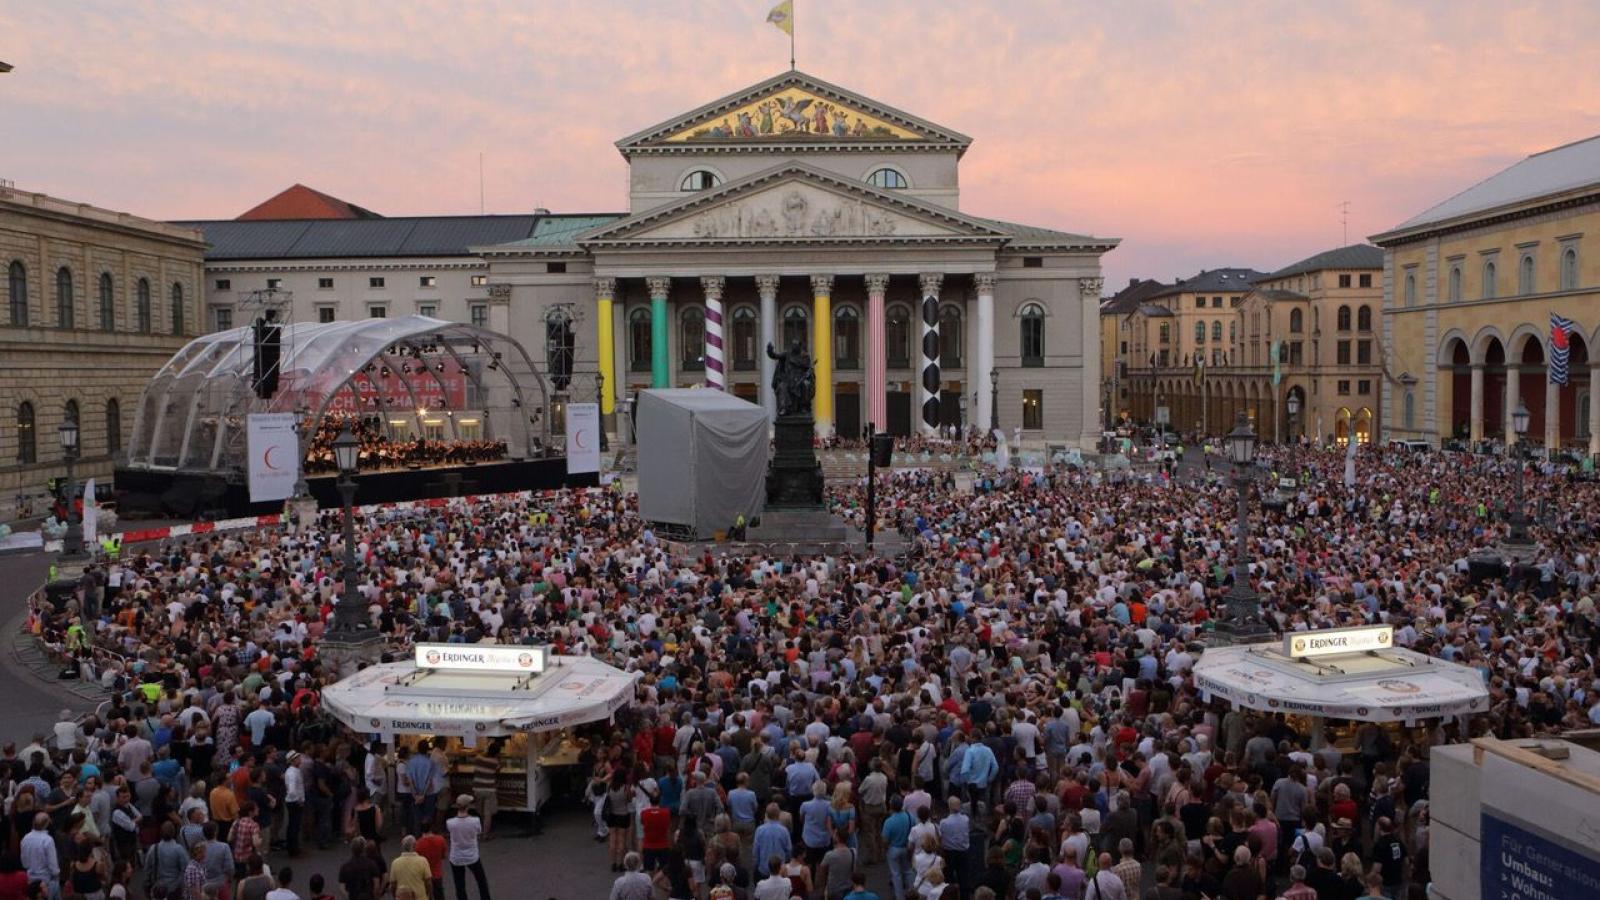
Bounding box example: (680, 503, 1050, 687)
(566, 402, 601, 474)
(247, 413, 301, 503)
(414, 643, 548, 674)
(82, 478, 98, 546)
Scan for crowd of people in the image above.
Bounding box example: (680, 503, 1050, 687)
(301, 417, 507, 475)
(17, 437, 1600, 900)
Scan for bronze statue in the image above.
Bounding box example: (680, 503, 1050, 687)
(766, 340, 815, 418)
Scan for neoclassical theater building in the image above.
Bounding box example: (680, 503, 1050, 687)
(479, 71, 1118, 445)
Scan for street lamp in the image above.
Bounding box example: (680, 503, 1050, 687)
(1285, 392, 1301, 482)
(1505, 399, 1532, 551)
(1213, 411, 1271, 645)
(328, 427, 374, 637)
(58, 419, 84, 559)
(989, 368, 999, 432)
(596, 371, 608, 452)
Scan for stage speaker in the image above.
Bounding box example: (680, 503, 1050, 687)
(870, 432, 894, 468)
(253, 311, 281, 399)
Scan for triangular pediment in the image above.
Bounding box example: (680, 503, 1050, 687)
(578, 164, 1007, 246)
(617, 70, 971, 152)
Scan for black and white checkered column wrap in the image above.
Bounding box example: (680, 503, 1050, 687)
(919, 272, 943, 432)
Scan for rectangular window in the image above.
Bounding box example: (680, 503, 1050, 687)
(546, 262, 567, 274)
(470, 304, 488, 328)
(1337, 380, 1351, 395)
(1357, 340, 1372, 364)
(471, 275, 488, 287)
(1212, 297, 1222, 308)
(1338, 274, 1352, 288)
(1119, 341, 1128, 354)
(214, 279, 231, 291)
(318, 307, 336, 323)
(1358, 379, 1371, 395)
(369, 277, 385, 289)
(318, 277, 334, 289)
(1288, 342, 1303, 365)
(266, 278, 282, 290)
(1196, 297, 1206, 309)
(1359, 273, 1372, 288)
(368, 306, 386, 318)
(1337, 340, 1351, 365)
(417, 304, 437, 318)
(213, 308, 232, 331)
(1022, 389, 1044, 429)
(419, 275, 437, 288)
(1022, 256, 1043, 268)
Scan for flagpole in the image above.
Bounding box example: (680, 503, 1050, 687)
(790, 7, 796, 69)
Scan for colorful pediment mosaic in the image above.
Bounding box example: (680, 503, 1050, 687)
(661, 87, 924, 142)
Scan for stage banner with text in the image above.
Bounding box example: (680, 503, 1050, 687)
(247, 413, 301, 503)
(566, 403, 601, 474)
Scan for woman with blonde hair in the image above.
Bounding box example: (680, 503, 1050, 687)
(826, 781, 857, 849)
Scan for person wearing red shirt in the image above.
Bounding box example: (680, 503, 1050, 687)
(638, 792, 672, 872)
(414, 820, 448, 900)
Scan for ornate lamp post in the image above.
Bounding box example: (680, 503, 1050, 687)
(1213, 411, 1272, 645)
(596, 371, 608, 452)
(1505, 400, 1533, 551)
(58, 419, 84, 559)
(328, 427, 374, 639)
(1285, 392, 1301, 483)
(989, 368, 999, 432)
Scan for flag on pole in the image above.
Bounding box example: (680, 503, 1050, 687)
(1550, 312, 1575, 385)
(1270, 339, 1282, 386)
(1343, 431, 1358, 488)
(82, 478, 98, 545)
(766, 0, 793, 35)
(1193, 354, 1204, 386)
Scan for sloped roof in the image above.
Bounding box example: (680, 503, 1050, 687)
(485, 214, 627, 250)
(967, 215, 1115, 251)
(237, 184, 382, 221)
(1377, 133, 1600, 240)
(172, 215, 543, 260)
(1101, 278, 1169, 314)
(1252, 288, 1308, 302)
(1148, 267, 1263, 299)
(1137, 304, 1174, 317)
(1266, 244, 1383, 279)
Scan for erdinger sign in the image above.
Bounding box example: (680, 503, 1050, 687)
(414, 643, 548, 674)
(1285, 625, 1393, 660)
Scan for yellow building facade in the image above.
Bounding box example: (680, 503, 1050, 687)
(1373, 135, 1600, 454)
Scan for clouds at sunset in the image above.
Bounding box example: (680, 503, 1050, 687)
(5, 0, 1599, 284)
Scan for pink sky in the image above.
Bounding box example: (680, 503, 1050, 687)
(5, 0, 1600, 286)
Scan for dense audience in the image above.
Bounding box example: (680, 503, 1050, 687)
(302, 416, 508, 474)
(17, 439, 1600, 900)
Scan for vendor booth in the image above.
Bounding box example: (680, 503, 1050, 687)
(1196, 624, 1490, 749)
(323, 644, 638, 813)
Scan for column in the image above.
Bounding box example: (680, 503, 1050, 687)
(1470, 363, 1484, 442)
(756, 275, 780, 421)
(1590, 364, 1600, 456)
(865, 273, 890, 431)
(701, 276, 726, 391)
(918, 272, 944, 435)
(646, 276, 671, 389)
(974, 272, 996, 433)
(810, 274, 835, 438)
(1545, 376, 1561, 452)
(1079, 277, 1104, 448)
(1505, 364, 1520, 444)
(593, 278, 617, 420)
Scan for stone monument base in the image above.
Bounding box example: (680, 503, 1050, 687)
(321, 630, 384, 680)
(766, 414, 824, 507)
(746, 507, 848, 544)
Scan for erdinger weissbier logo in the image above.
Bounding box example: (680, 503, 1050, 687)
(1377, 679, 1422, 695)
(517, 653, 535, 668)
(414, 643, 548, 673)
(1284, 625, 1394, 659)
(425, 650, 442, 666)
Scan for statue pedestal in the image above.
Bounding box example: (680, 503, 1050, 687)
(766, 414, 824, 507)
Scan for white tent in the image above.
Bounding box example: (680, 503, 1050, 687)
(636, 389, 768, 538)
(322, 653, 638, 740)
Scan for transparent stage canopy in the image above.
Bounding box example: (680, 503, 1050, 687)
(126, 316, 551, 474)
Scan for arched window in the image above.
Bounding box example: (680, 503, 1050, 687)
(170, 282, 185, 335)
(1357, 305, 1372, 331)
(546, 308, 575, 388)
(1289, 309, 1303, 333)
(106, 398, 122, 455)
(886, 305, 911, 368)
(731, 306, 757, 370)
(1562, 247, 1580, 291)
(1020, 302, 1046, 366)
(628, 308, 652, 372)
(1194, 321, 1206, 344)
(834, 306, 861, 368)
(781, 306, 808, 351)
(1336, 305, 1352, 331)
(55, 267, 74, 328)
(1403, 391, 1415, 430)
(1403, 272, 1416, 307)
(1211, 321, 1223, 341)
(15, 402, 35, 464)
(1519, 254, 1535, 295)
(1483, 260, 1497, 299)
(136, 278, 152, 333)
(680, 306, 705, 371)
(6, 261, 25, 326)
(938, 305, 962, 367)
(99, 273, 115, 331)
(866, 168, 907, 189)
(1229, 320, 1237, 343)
(679, 169, 721, 191)
(1449, 265, 1462, 301)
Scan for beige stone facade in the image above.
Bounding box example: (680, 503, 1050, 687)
(1, 185, 205, 517)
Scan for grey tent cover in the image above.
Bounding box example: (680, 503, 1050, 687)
(636, 389, 768, 538)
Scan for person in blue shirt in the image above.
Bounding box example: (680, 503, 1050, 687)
(841, 871, 880, 900)
(880, 794, 914, 899)
(783, 750, 819, 825)
(959, 734, 998, 803)
(751, 802, 791, 888)
(798, 781, 831, 865)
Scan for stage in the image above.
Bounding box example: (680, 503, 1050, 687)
(114, 457, 596, 519)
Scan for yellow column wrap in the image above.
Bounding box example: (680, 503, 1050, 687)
(811, 275, 834, 436)
(595, 288, 615, 416)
